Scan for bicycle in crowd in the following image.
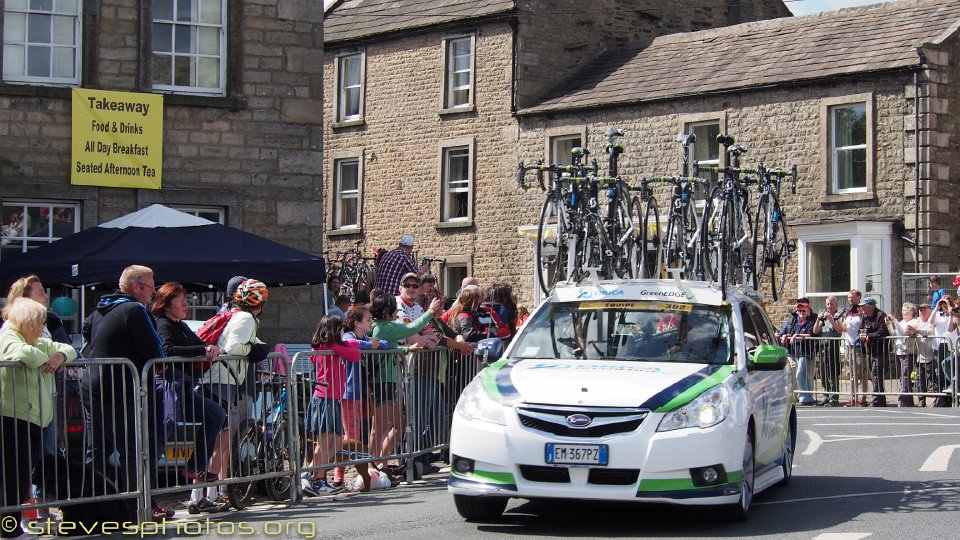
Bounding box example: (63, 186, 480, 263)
(324, 239, 376, 301)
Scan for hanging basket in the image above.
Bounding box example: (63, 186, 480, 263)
(51, 296, 78, 317)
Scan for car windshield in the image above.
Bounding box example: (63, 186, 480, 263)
(510, 300, 731, 364)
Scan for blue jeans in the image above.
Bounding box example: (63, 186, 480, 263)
(179, 386, 226, 474)
(796, 355, 814, 403)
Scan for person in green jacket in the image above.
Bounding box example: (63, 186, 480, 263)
(1, 297, 76, 537)
(368, 294, 443, 470)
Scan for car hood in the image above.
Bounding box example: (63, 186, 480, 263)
(484, 358, 734, 411)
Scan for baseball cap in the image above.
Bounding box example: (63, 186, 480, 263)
(400, 272, 420, 285)
(861, 297, 878, 307)
(400, 234, 414, 247)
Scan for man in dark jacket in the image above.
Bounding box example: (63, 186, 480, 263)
(80, 265, 171, 519)
(859, 297, 891, 407)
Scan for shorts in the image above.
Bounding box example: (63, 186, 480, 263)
(371, 382, 398, 406)
(305, 396, 344, 435)
(198, 383, 252, 435)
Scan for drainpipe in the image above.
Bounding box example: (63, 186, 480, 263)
(510, 15, 519, 115)
(914, 53, 925, 273)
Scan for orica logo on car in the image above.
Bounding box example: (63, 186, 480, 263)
(576, 288, 625, 299)
(566, 414, 593, 427)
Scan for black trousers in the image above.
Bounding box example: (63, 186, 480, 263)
(818, 344, 841, 401)
(1, 416, 42, 537)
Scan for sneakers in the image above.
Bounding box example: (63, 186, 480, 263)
(301, 478, 343, 496)
(187, 498, 229, 514)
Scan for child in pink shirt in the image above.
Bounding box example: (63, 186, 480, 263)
(303, 315, 360, 495)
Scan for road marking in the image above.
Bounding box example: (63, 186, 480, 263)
(803, 429, 823, 455)
(756, 485, 958, 506)
(919, 445, 960, 471)
(812, 534, 872, 540)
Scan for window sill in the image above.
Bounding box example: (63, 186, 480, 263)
(435, 220, 474, 230)
(439, 105, 475, 117)
(332, 119, 365, 129)
(327, 227, 364, 238)
(819, 191, 875, 204)
(160, 93, 247, 110)
(0, 83, 72, 98)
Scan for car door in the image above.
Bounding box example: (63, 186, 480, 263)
(742, 302, 789, 465)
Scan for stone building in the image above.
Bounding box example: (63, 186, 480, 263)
(516, 0, 960, 317)
(0, 1, 325, 343)
(322, 0, 792, 305)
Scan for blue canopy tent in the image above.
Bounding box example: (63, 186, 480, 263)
(0, 204, 326, 290)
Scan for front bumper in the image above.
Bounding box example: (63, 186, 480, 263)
(448, 407, 745, 505)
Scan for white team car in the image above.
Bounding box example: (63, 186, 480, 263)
(449, 279, 796, 522)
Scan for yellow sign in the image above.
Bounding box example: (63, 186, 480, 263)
(71, 88, 163, 189)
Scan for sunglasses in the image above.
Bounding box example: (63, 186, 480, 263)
(402, 283, 420, 289)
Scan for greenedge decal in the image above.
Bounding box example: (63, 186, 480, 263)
(451, 469, 516, 485)
(642, 364, 735, 413)
(637, 470, 743, 492)
(478, 358, 521, 405)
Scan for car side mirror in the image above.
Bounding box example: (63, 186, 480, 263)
(475, 338, 504, 361)
(750, 344, 788, 371)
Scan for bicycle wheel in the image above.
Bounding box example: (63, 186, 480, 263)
(700, 187, 723, 283)
(753, 195, 790, 301)
(536, 194, 570, 295)
(719, 195, 738, 293)
(264, 417, 306, 502)
(736, 196, 756, 288)
(752, 195, 771, 294)
(663, 212, 686, 279)
(630, 197, 652, 278)
(228, 418, 262, 510)
(612, 194, 636, 279)
(679, 195, 700, 277)
(695, 193, 714, 281)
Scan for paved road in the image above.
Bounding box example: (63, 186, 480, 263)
(164, 408, 960, 539)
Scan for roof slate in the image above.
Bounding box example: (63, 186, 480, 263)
(325, 0, 515, 44)
(520, 0, 960, 115)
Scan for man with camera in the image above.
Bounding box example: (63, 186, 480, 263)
(930, 296, 957, 407)
(813, 296, 844, 406)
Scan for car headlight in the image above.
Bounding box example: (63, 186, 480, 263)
(657, 385, 729, 431)
(455, 377, 507, 425)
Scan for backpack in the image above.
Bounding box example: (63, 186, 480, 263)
(196, 310, 236, 346)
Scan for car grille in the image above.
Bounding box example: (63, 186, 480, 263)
(519, 465, 570, 483)
(517, 406, 647, 438)
(588, 468, 639, 485)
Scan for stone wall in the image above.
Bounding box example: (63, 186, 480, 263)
(0, 0, 325, 344)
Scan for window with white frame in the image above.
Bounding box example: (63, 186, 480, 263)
(441, 145, 472, 222)
(3, 0, 81, 85)
(1, 201, 79, 261)
(170, 205, 224, 224)
(829, 103, 867, 193)
(335, 52, 364, 123)
(796, 222, 891, 312)
(550, 134, 581, 166)
(152, 0, 226, 95)
(443, 35, 473, 110)
(333, 158, 360, 229)
(688, 121, 720, 198)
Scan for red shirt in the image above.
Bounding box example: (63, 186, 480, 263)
(311, 340, 360, 399)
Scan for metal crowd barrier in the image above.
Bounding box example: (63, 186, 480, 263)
(294, 346, 488, 491)
(789, 335, 957, 407)
(141, 352, 301, 512)
(1, 358, 147, 526)
(3, 346, 492, 527)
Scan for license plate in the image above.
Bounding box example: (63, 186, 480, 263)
(545, 443, 608, 466)
(165, 445, 193, 461)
